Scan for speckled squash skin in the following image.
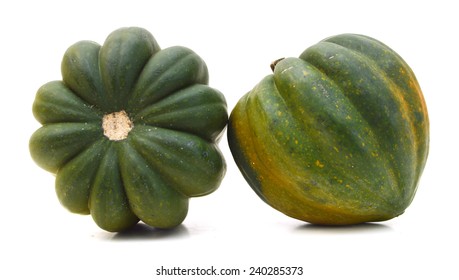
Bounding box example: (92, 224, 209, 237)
(228, 34, 429, 225)
(30, 27, 228, 232)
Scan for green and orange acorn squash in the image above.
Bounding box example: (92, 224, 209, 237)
(30, 27, 228, 232)
(228, 34, 429, 225)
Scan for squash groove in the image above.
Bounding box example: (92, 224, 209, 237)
(128, 47, 208, 113)
(301, 43, 416, 207)
(118, 140, 189, 228)
(55, 138, 108, 214)
(89, 142, 139, 231)
(254, 73, 397, 214)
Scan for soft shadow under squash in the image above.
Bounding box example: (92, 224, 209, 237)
(295, 222, 392, 234)
(110, 223, 190, 241)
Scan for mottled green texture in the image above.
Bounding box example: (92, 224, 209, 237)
(30, 27, 228, 232)
(228, 34, 429, 225)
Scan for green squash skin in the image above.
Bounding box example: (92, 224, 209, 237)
(89, 143, 140, 232)
(30, 27, 228, 232)
(228, 34, 429, 225)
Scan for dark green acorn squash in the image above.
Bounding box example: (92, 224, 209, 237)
(228, 34, 429, 225)
(30, 27, 228, 232)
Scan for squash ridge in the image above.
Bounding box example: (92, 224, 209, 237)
(61, 40, 109, 111)
(335, 41, 422, 203)
(98, 28, 160, 111)
(58, 133, 108, 173)
(88, 142, 139, 231)
(322, 35, 428, 183)
(55, 138, 109, 214)
(30, 122, 103, 173)
(133, 84, 227, 141)
(244, 79, 362, 210)
(234, 91, 277, 201)
(128, 48, 207, 113)
(271, 59, 401, 209)
(33, 81, 103, 124)
(300, 42, 416, 205)
(128, 125, 224, 197)
(117, 140, 189, 228)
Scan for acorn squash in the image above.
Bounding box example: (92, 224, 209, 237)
(228, 34, 429, 225)
(30, 27, 228, 232)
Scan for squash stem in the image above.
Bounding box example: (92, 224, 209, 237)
(270, 58, 285, 72)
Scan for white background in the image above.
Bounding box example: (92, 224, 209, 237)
(1, 0, 458, 279)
